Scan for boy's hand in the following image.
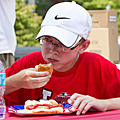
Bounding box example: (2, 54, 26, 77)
(5, 68, 51, 95)
(15, 68, 50, 89)
(68, 93, 107, 115)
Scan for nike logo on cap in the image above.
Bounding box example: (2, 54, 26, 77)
(55, 15, 70, 20)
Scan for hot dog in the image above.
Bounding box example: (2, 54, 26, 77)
(24, 99, 64, 113)
(35, 63, 53, 75)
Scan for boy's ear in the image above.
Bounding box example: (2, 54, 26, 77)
(78, 40, 90, 54)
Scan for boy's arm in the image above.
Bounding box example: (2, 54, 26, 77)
(68, 93, 120, 115)
(105, 97, 120, 110)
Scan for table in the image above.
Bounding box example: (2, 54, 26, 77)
(4, 108, 120, 120)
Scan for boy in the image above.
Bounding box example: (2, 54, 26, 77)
(5, 1, 120, 115)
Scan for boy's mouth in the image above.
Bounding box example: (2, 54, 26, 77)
(47, 58, 59, 63)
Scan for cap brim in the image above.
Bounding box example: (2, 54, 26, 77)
(36, 26, 81, 48)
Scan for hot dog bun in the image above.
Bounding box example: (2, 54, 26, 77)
(35, 63, 53, 75)
(23, 99, 64, 113)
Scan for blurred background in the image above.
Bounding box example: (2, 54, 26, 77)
(15, 0, 120, 64)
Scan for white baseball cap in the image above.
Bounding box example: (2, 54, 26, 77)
(36, 1, 92, 48)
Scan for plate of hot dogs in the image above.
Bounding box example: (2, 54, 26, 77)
(8, 99, 77, 116)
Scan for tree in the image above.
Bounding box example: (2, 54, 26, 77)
(51, 0, 72, 5)
(35, 0, 72, 17)
(35, 0, 52, 17)
(15, 0, 42, 46)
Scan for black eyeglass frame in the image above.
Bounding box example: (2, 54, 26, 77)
(38, 37, 86, 51)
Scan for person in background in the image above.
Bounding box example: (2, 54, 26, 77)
(4, 1, 120, 115)
(0, 0, 17, 68)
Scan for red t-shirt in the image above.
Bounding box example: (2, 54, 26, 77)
(5, 51, 120, 106)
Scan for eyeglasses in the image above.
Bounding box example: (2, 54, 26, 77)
(40, 37, 72, 52)
(39, 37, 85, 53)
